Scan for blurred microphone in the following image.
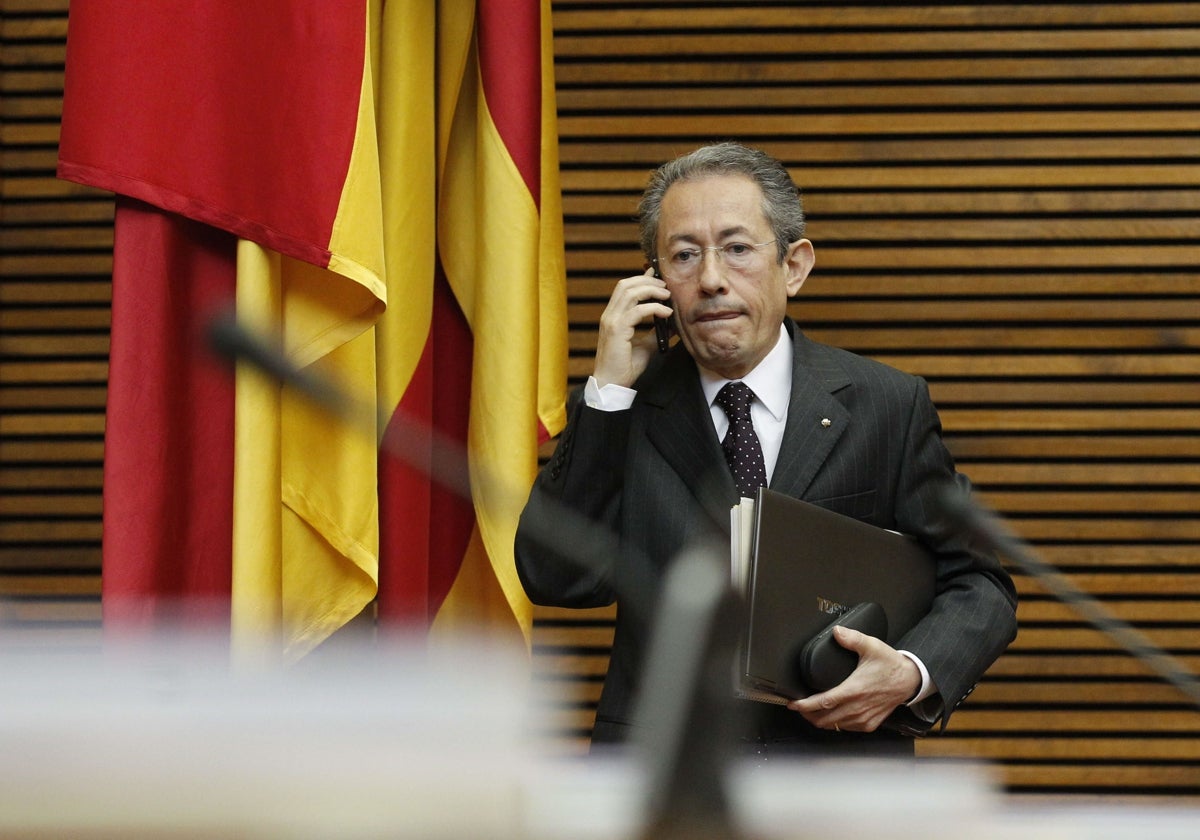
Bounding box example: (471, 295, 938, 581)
(206, 307, 745, 835)
(633, 546, 741, 840)
(207, 306, 351, 416)
(207, 307, 472, 500)
(207, 309, 746, 835)
(205, 307, 652, 609)
(938, 482, 1200, 710)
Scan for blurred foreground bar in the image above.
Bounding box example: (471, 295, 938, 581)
(1, 627, 1198, 838)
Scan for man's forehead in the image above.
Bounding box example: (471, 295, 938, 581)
(663, 172, 759, 200)
(659, 175, 769, 235)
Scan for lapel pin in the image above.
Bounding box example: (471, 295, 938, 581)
(821, 418, 832, 428)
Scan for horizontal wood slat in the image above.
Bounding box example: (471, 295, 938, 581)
(1, 0, 108, 654)
(550, 3, 1200, 29)
(561, 84, 1200, 110)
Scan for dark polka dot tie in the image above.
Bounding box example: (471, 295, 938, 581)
(715, 381, 767, 499)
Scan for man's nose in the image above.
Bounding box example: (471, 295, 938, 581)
(696, 249, 727, 294)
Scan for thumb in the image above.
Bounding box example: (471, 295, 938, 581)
(833, 624, 867, 652)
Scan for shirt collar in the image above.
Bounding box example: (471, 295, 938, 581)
(699, 324, 792, 422)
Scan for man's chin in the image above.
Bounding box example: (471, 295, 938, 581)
(688, 341, 750, 378)
(684, 320, 739, 347)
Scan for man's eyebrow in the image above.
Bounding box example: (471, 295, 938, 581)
(665, 226, 754, 246)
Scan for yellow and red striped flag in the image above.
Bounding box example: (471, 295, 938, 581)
(377, 1, 566, 644)
(58, 0, 565, 656)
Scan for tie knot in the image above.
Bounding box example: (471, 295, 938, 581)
(715, 381, 755, 421)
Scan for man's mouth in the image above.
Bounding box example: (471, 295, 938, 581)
(693, 309, 742, 324)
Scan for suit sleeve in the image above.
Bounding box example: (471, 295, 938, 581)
(892, 378, 1018, 726)
(514, 394, 630, 609)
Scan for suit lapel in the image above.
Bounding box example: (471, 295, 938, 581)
(642, 349, 737, 529)
(639, 323, 852, 524)
(770, 326, 851, 500)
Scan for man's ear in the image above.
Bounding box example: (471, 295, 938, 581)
(784, 239, 815, 296)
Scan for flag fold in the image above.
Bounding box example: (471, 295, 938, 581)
(58, 0, 566, 655)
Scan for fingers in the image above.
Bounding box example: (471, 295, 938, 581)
(788, 689, 886, 734)
(612, 269, 671, 319)
(593, 269, 673, 388)
(788, 689, 842, 727)
(786, 632, 909, 733)
(599, 271, 669, 335)
(831, 624, 873, 654)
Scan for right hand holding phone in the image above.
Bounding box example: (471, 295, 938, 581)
(593, 267, 673, 389)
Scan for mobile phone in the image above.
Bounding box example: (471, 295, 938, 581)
(654, 314, 673, 353)
(651, 265, 673, 353)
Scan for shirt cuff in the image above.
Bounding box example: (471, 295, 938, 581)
(584, 376, 637, 412)
(897, 649, 935, 705)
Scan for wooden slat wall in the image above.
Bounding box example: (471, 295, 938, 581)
(530, 1, 1200, 799)
(1, 0, 1198, 798)
(1, 0, 106, 649)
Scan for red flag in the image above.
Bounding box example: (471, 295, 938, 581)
(100, 197, 235, 627)
(59, 0, 566, 652)
(59, 1, 383, 655)
(58, 2, 365, 266)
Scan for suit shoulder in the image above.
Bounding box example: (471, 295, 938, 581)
(797, 332, 924, 391)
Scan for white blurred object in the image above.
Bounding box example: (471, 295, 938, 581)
(521, 753, 648, 840)
(0, 632, 532, 838)
(730, 756, 1003, 840)
(4, 630, 1199, 838)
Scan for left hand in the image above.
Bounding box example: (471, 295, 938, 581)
(787, 625, 921, 733)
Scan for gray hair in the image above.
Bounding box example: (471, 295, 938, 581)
(637, 142, 805, 263)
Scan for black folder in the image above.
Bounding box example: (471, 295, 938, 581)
(732, 487, 935, 704)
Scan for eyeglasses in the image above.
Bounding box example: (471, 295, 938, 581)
(653, 239, 778, 281)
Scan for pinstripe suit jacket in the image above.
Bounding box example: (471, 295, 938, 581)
(516, 319, 1017, 748)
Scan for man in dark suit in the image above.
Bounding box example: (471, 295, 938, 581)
(515, 142, 1017, 755)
